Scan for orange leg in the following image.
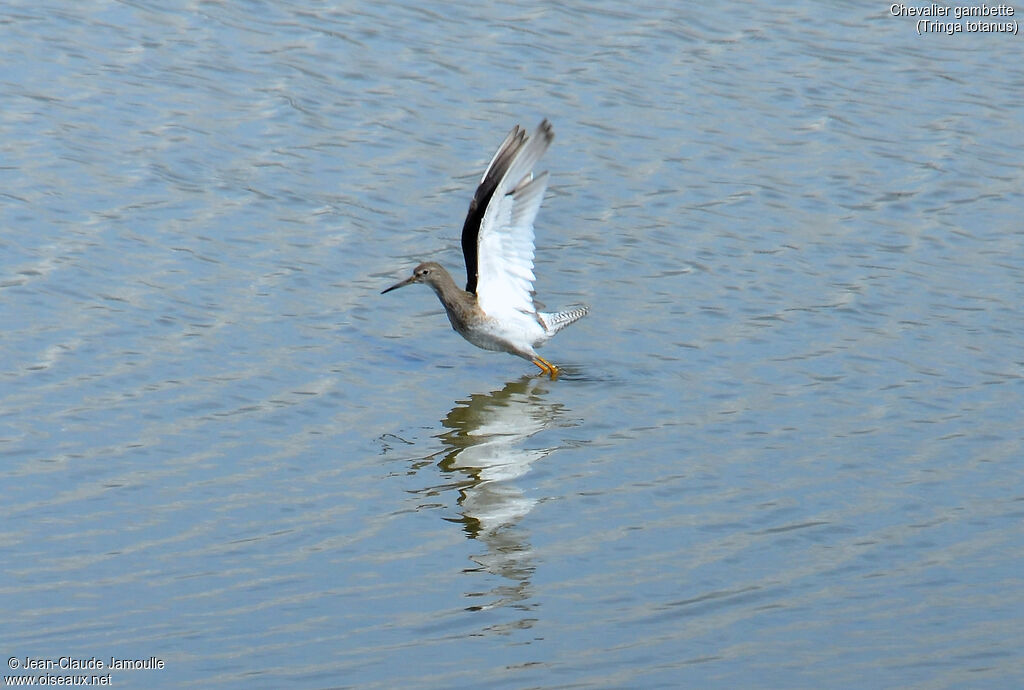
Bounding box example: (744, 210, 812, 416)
(531, 356, 560, 379)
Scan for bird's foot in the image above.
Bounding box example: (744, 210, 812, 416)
(532, 356, 559, 380)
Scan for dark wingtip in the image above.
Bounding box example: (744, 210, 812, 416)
(537, 119, 554, 145)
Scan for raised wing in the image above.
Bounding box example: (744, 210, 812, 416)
(469, 120, 554, 320)
(461, 125, 527, 294)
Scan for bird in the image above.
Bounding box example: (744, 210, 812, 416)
(382, 119, 588, 379)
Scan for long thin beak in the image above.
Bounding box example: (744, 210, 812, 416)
(381, 275, 416, 294)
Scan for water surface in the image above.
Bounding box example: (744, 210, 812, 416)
(2, 1, 1022, 687)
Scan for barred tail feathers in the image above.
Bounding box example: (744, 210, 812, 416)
(539, 306, 589, 336)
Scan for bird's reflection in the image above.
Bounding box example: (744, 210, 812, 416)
(435, 376, 566, 611)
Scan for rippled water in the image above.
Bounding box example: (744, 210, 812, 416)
(3, 1, 1023, 688)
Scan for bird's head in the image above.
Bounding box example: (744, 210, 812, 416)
(381, 261, 445, 294)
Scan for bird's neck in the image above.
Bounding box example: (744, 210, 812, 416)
(426, 266, 480, 324)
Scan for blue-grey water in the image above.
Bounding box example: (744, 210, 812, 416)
(3, 1, 1023, 688)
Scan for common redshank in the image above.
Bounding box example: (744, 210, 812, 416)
(382, 119, 588, 378)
